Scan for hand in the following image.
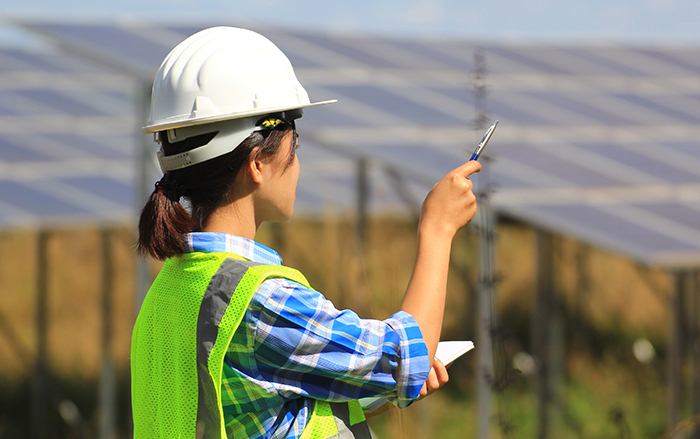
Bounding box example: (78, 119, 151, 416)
(419, 358, 449, 398)
(419, 160, 481, 239)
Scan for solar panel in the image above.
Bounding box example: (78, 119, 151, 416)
(666, 141, 700, 160)
(0, 180, 91, 216)
(576, 143, 700, 185)
(0, 137, 51, 162)
(330, 85, 466, 125)
(28, 23, 171, 74)
(0, 43, 135, 229)
(612, 93, 700, 123)
(58, 176, 135, 207)
(5, 21, 700, 267)
(513, 203, 698, 255)
(633, 48, 700, 74)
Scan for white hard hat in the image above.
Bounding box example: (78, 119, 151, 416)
(142, 26, 335, 171)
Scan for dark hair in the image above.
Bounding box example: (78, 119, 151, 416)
(137, 125, 297, 260)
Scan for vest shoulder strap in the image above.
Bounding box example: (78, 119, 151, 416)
(188, 253, 313, 439)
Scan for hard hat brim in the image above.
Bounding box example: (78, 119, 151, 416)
(142, 99, 337, 134)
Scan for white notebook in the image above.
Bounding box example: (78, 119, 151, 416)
(434, 341, 475, 366)
(359, 341, 474, 412)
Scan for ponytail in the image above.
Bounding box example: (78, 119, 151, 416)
(137, 175, 197, 260)
(137, 125, 295, 261)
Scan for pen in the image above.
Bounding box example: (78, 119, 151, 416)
(470, 120, 499, 161)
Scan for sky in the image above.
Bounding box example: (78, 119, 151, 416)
(1, 0, 700, 48)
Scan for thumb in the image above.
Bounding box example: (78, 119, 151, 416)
(453, 159, 482, 178)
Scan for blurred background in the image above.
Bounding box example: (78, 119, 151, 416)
(1, 1, 699, 438)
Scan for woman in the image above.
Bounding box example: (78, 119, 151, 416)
(131, 27, 481, 439)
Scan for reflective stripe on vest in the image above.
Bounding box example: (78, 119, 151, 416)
(131, 252, 369, 439)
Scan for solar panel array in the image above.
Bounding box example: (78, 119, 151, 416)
(6, 22, 700, 267)
(0, 44, 137, 228)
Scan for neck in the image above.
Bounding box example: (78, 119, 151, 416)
(203, 197, 259, 240)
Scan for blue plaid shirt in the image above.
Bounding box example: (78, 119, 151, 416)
(185, 232, 430, 439)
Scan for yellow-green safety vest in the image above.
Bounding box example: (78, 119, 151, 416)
(131, 252, 370, 439)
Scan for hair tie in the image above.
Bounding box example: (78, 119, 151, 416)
(155, 179, 183, 203)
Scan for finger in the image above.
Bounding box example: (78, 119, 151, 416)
(421, 367, 439, 397)
(453, 159, 482, 178)
(427, 366, 439, 389)
(432, 359, 450, 385)
(419, 372, 433, 397)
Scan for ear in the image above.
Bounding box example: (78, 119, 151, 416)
(246, 149, 265, 185)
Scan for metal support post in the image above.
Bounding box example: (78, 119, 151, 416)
(667, 270, 685, 439)
(356, 157, 369, 246)
(690, 270, 700, 439)
(133, 80, 158, 437)
(533, 230, 553, 439)
(99, 229, 116, 439)
(472, 46, 495, 439)
(136, 81, 157, 312)
(31, 230, 49, 439)
(476, 186, 495, 439)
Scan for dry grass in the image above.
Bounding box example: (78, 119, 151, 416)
(0, 216, 679, 437)
(0, 227, 137, 380)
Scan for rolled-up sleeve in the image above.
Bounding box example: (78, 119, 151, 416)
(249, 278, 430, 408)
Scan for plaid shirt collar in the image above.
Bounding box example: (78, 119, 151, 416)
(185, 232, 282, 266)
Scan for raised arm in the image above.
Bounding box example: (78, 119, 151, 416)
(400, 160, 481, 365)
